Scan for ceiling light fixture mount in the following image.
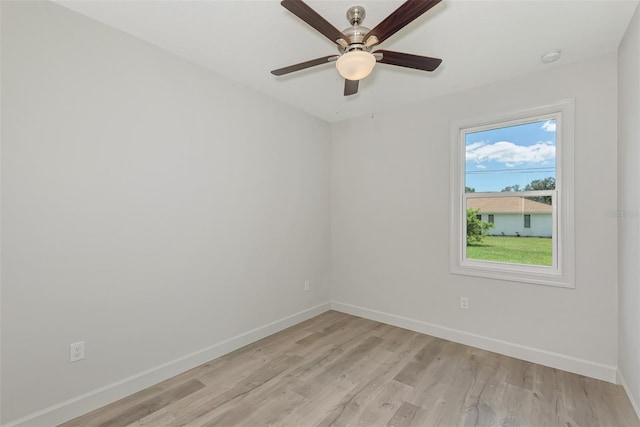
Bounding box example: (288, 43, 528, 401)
(541, 50, 561, 64)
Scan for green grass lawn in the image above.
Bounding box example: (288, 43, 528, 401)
(467, 236, 552, 266)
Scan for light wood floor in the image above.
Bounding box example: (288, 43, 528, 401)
(60, 311, 639, 427)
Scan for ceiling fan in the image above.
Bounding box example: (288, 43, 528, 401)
(271, 0, 443, 96)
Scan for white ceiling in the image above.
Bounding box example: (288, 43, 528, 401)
(55, 0, 638, 123)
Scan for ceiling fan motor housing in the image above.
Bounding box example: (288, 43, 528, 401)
(339, 6, 373, 53)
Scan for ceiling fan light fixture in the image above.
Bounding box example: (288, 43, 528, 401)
(273, 0, 443, 96)
(336, 50, 376, 80)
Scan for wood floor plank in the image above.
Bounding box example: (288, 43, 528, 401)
(61, 379, 205, 427)
(394, 337, 442, 387)
(312, 334, 429, 427)
(165, 354, 304, 426)
(279, 380, 350, 427)
(295, 310, 349, 333)
(531, 363, 561, 408)
(556, 369, 602, 426)
(196, 378, 305, 427)
(357, 379, 414, 426)
(458, 351, 501, 427)
(387, 401, 420, 427)
(293, 335, 384, 399)
(58, 311, 640, 427)
(504, 356, 535, 391)
(582, 376, 640, 427)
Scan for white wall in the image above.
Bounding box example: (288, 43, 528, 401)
(332, 54, 619, 379)
(1, 1, 331, 424)
(618, 3, 640, 416)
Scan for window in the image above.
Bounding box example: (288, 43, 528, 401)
(450, 100, 575, 287)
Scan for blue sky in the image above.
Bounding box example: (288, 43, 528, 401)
(465, 119, 556, 192)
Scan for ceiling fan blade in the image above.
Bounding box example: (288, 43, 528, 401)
(344, 79, 359, 96)
(281, 0, 349, 45)
(365, 0, 442, 46)
(271, 55, 338, 76)
(375, 50, 442, 71)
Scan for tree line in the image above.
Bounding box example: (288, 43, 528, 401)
(466, 177, 555, 205)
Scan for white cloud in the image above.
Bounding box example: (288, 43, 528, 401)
(541, 120, 556, 132)
(466, 141, 486, 151)
(475, 164, 486, 169)
(466, 140, 555, 166)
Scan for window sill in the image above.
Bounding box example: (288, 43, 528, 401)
(450, 260, 574, 288)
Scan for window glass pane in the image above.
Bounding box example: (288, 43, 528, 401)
(465, 119, 556, 193)
(452, 101, 574, 286)
(465, 195, 552, 266)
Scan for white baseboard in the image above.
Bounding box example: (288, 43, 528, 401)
(331, 300, 618, 384)
(618, 369, 640, 421)
(3, 302, 332, 427)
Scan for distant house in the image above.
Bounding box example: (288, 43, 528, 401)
(467, 197, 552, 237)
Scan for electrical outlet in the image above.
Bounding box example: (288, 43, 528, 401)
(70, 341, 85, 362)
(304, 280, 310, 291)
(460, 297, 469, 310)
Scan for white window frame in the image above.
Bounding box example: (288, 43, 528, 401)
(449, 100, 575, 288)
